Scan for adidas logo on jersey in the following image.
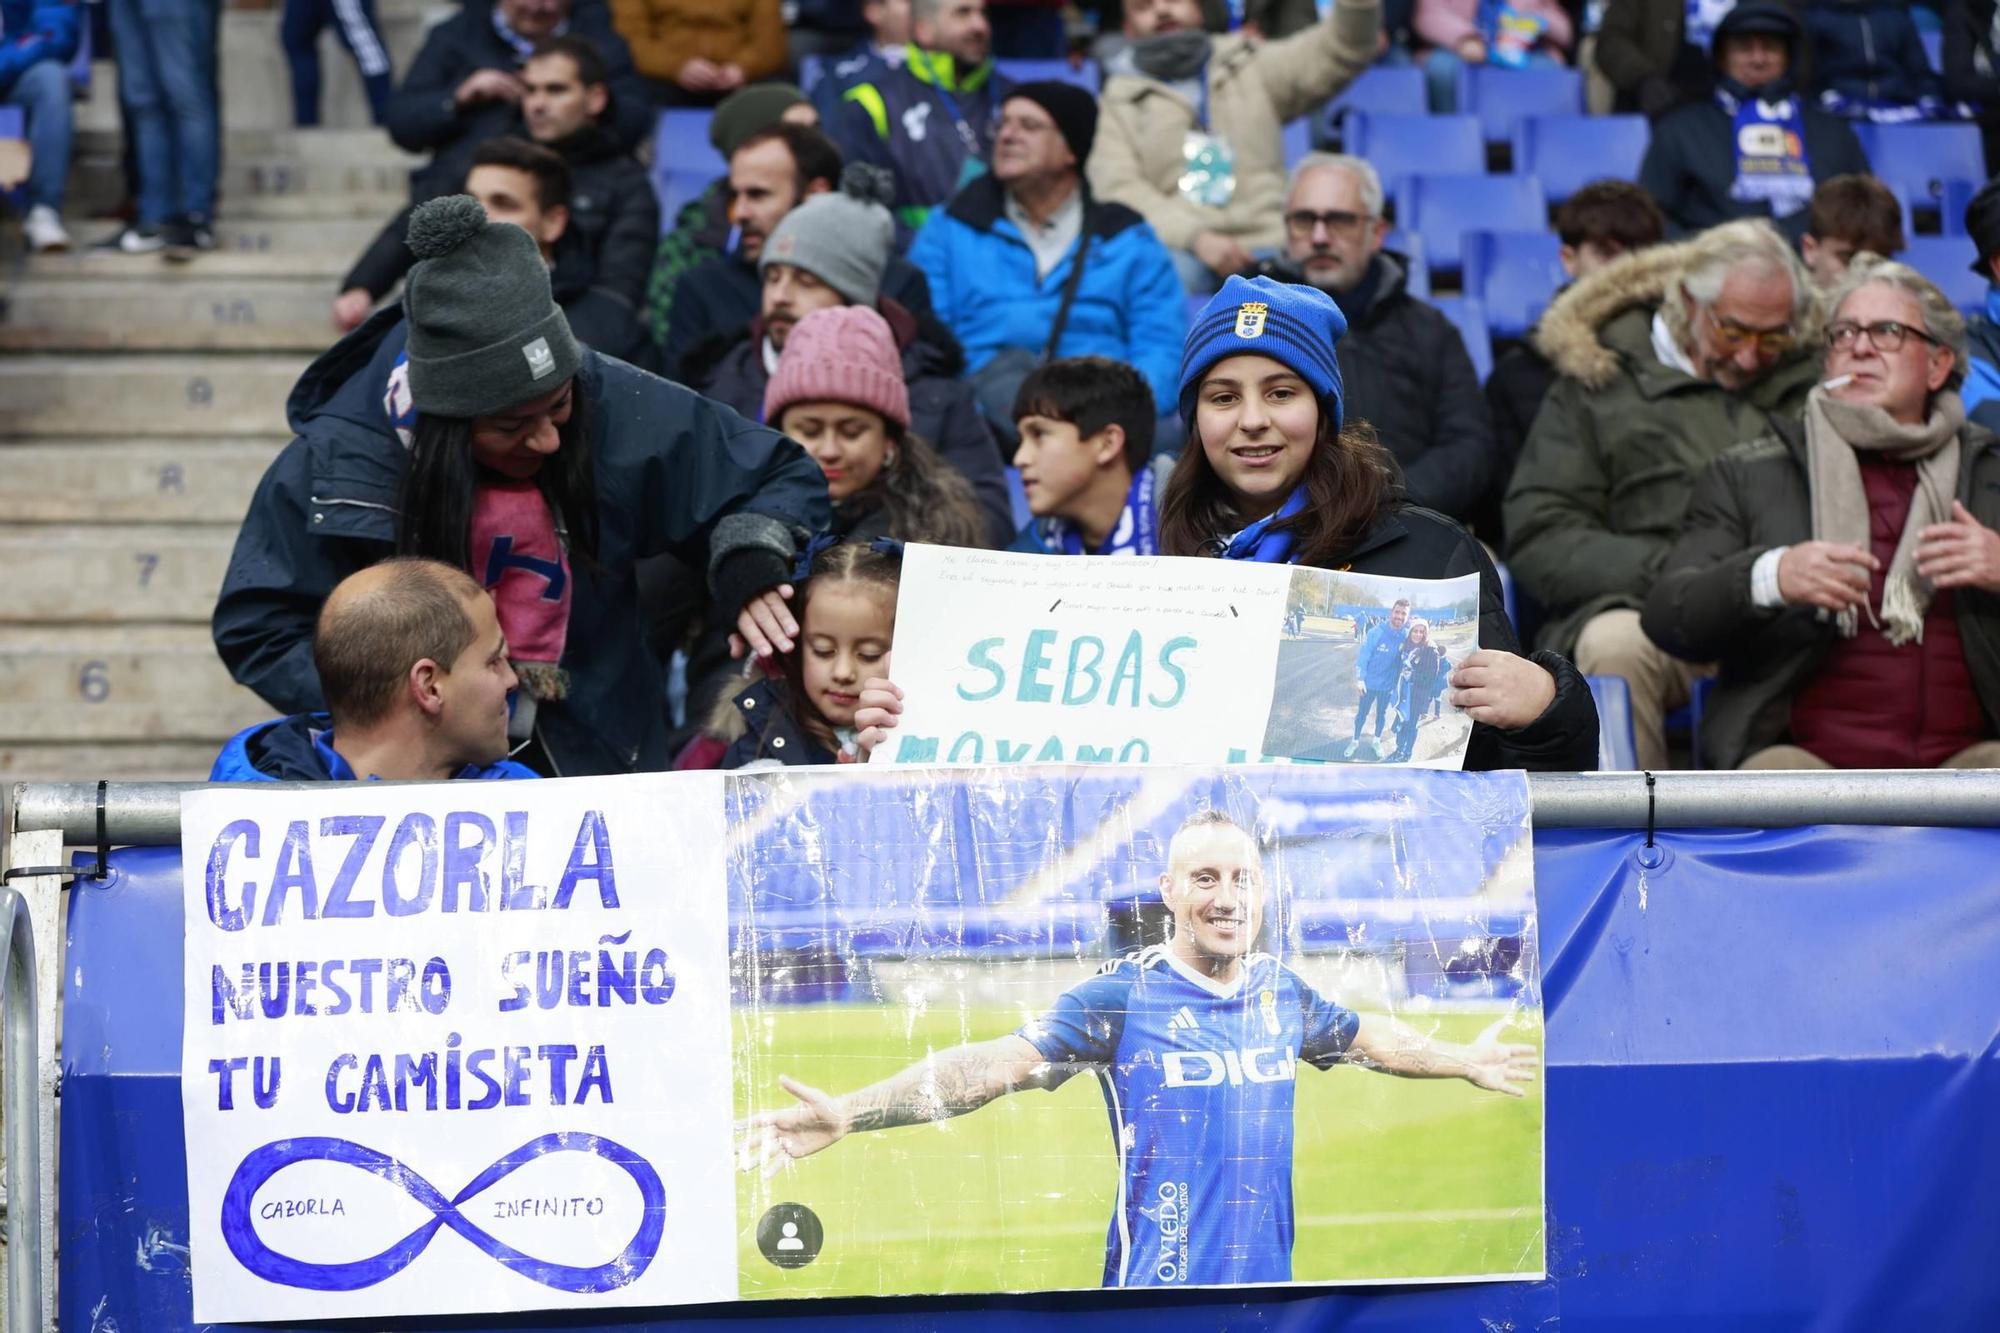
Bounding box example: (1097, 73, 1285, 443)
(1167, 1006, 1200, 1038)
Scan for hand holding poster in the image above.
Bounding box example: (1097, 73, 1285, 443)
(877, 545, 1481, 768)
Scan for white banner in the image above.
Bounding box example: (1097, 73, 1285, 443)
(180, 775, 738, 1323)
(878, 545, 1481, 768)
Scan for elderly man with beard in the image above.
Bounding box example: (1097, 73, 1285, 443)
(1260, 153, 1497, 525)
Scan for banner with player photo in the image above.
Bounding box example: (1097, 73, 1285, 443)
(180, 765, 1542, 1322)
(878, 544, 1483, 769)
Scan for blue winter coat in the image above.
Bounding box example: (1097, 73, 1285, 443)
(210, 308, 828, 778)
(1357, 619, 1408, 692)
(909, 176, 1188, 417)
(0, 0, 79, 96)
(210, 714, 539, 782)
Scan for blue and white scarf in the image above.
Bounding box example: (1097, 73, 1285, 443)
(1217, 486, 1308, 564)
(1033, 459, 1162, 557)
(1717, 86, 1814, 220)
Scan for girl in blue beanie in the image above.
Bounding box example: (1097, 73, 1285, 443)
(1160, 275, 1601, 772)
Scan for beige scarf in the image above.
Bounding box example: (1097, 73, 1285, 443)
(1803, 386, 1964, 645)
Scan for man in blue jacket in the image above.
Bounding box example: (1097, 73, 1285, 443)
(909, 80, 1187, 431)
(1354, 599, 1411, 746)
(212, 560, 541, 782)
(2, 0, 81, 251)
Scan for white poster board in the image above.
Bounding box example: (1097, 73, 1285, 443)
(180, 775, 739, 1322)
(879, 545, 1481, 768)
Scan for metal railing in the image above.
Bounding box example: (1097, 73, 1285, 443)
(0, 885, 42, 1333)
(11, 770, 2000, 843)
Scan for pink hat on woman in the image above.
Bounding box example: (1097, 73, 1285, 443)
(762, 306, 912, 431)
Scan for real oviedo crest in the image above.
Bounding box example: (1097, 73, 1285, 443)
(1234, 302, 1269, 339)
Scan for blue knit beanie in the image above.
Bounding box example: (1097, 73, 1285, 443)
(1177, 274, 1348, 429)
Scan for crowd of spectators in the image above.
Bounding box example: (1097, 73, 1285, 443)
(11, 0, 2000, 780)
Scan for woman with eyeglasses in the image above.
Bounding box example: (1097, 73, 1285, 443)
(1644, 257, 2000, 771)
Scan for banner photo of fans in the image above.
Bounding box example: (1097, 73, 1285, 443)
(732, 764, 1545, 1296)
(879, 545, 1482, 768)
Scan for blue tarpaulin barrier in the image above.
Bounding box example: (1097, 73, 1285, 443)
(61, 825, 2000, 1330)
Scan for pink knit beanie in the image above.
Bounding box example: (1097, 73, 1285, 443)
(763, 306, 911, 431)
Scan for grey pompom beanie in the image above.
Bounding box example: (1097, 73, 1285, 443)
(402, 195, 583, 419)
(757, 163, 896, 306)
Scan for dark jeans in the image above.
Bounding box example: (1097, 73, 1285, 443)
(1353, 688, 1392, 738)
(2, 59, 73, 210)
(106, 0, 220, 224)
(281, 0, 392, 125)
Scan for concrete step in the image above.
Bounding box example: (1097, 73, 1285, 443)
(22, 219, 381, 278)
(0, 527, 237, 624)
(65, 151, 409, 219)
(2, 742, 228, 788)
(0, 626, 275, 744)
(75, 125, 418, 166)
(1, 277, 341, 351)
(0, 355, 307, 437)
(0, 439, 285, 524)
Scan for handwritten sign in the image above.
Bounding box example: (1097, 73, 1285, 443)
(878, 546, 1481, 768)
(180, 775, 739, 1322)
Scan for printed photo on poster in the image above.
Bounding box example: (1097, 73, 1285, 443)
(1260, 568, 1481, 767)
(728, 765, 1544, 1298)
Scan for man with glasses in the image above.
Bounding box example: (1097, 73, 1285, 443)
(1506, 219, 1821, 768)
(1643, 259, 2000, 770)
(1262, 152, 1496, 524)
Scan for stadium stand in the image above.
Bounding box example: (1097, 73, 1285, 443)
(1282, 116, 1312, 169)
(1321, 63, 1427, 143)
(1512, 114, 1650, 205)
(993, 58, 1100, 93)
(1454, 64, 1585, 148)
(1394, 173, 1547, 274)
(1341, 112, 1484, 202)
(1430, 295, 1494, 382)
(1462, 229, 1566, 337)
(1852, 122, 1985, 214)
(1899, 235, 1988, 316)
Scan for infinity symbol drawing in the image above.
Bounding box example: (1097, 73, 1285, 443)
(219, 1134, 665, 1292)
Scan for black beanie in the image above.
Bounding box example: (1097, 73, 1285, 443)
(1007, 80, 1099, 166)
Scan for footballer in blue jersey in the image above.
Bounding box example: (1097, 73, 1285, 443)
(741, 810, 1538, 1288)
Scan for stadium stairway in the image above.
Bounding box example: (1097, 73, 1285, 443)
(1, 3, 437, 792)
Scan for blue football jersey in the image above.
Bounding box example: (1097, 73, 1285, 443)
(1017, 946, 1360, 1288)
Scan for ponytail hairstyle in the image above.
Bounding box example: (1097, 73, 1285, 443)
(845, 426, 993, 548)
(1156, 410, 1396, 566)
(396, 390, 600, 571)
(774, 537, 904, 748)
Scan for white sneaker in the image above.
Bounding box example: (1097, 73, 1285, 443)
(24, 204, 71, 253)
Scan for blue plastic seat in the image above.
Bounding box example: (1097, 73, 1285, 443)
(1384, 228, 1431, 299)
(1462, 229, 1566, 337)
(993, 58, 1101, 92)
(1854, 122, 1985, 207)
(1431, 295, 1494, 382)
(1456, 64, 1584, 145)
(1512, 114, 1649, 203)
(1395, 172, 1547, 273)
(1921, 28, 1942, 72)
(1942, 178, 1980, 238)
(1323, 64, 1428, 142)
(1585, 675, 1639, 770)
(653, 170, 714, 230)
(1344, 113, 1484, 203)
(653, 108, 725, 178)
(1900, 235, 1987, 316)
(1282, 116, 1312, 169)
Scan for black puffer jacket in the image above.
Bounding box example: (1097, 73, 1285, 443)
(382, 0, 652, 200)
(1209, 502, 1601, 772)
(682, 297, 1013, 545)
(1641, 415, 2000, 770)
(1264, 254, 1497, 523)
(1637, 3, 1871, 241)
(1479, 335, 1559, 544)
